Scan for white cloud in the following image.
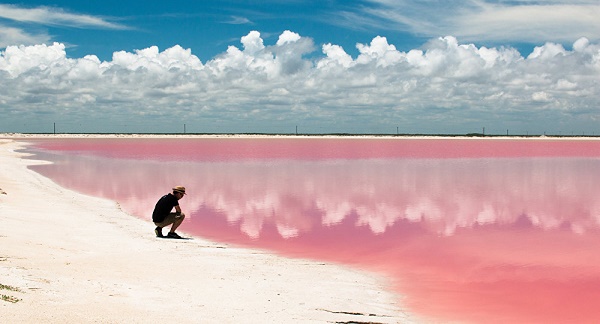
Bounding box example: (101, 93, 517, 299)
(318, 44, 353, 69)
(276, 30, 301, 46)
(527, 42, 567, 59)
(111, 45, 203, 72)
(0, 24, 51, 48)
(532, 91, 553, 102)
(0, 31, 599, 134)
(0, 42, 69, 77)
(226, 16, 253, 25)
(0, 4, 127, 29)
(348, 0, 600, 45)
(0, 4, 128, 50)
(240, 31, 265, 54)
(356, 36, 403, 67)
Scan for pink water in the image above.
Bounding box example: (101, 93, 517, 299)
(26, 138, 600, 323)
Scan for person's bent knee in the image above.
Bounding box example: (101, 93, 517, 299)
(173, 212, 185, 223)
(154, 213, 182, 227)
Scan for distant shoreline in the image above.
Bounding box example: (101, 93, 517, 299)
(2, 132, 600, 140)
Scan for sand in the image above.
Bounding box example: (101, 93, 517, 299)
(0, 137, 410, 323)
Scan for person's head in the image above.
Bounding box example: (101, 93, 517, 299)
(172, 186, 186, 200)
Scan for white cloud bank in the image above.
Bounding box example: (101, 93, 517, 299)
(1, 31, 599, 134)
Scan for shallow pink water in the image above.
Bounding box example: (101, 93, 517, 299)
(26, 138, 600, 323)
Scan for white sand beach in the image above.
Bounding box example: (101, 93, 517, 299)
(0, 138, 409, 323)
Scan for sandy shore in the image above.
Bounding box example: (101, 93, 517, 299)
(2, 132, 598, 141)
(0, 138, 410, 323)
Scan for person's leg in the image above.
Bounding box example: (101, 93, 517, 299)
(169, 213, 185, 233)
(154, 214, 178, 237)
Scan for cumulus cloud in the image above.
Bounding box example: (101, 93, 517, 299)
(318, 44, 353, 69)
(0, 30, 599, 134)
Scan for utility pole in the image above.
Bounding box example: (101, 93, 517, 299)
(54, 122, 56, 134)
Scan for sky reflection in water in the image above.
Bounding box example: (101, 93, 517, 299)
(27, 138, 600, 323)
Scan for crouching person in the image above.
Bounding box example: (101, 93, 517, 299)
(152, 186, 186, 239)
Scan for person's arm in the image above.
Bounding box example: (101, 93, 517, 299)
(174, 205, 183, 216)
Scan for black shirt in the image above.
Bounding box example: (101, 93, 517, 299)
(152, 193, 179, 223)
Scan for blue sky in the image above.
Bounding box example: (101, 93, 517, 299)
(1, 1, 599, 134)
(0, 1, 435, 61)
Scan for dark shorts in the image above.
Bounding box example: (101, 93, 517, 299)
(154, 213, 185, 227)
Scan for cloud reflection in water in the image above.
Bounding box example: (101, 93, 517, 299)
(33, 154, 600, 236)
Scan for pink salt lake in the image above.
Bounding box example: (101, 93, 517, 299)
(26, 138, 600, 323)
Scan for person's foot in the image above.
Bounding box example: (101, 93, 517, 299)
(167, 232, 183, 239)
(155, 227, 163, 237)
